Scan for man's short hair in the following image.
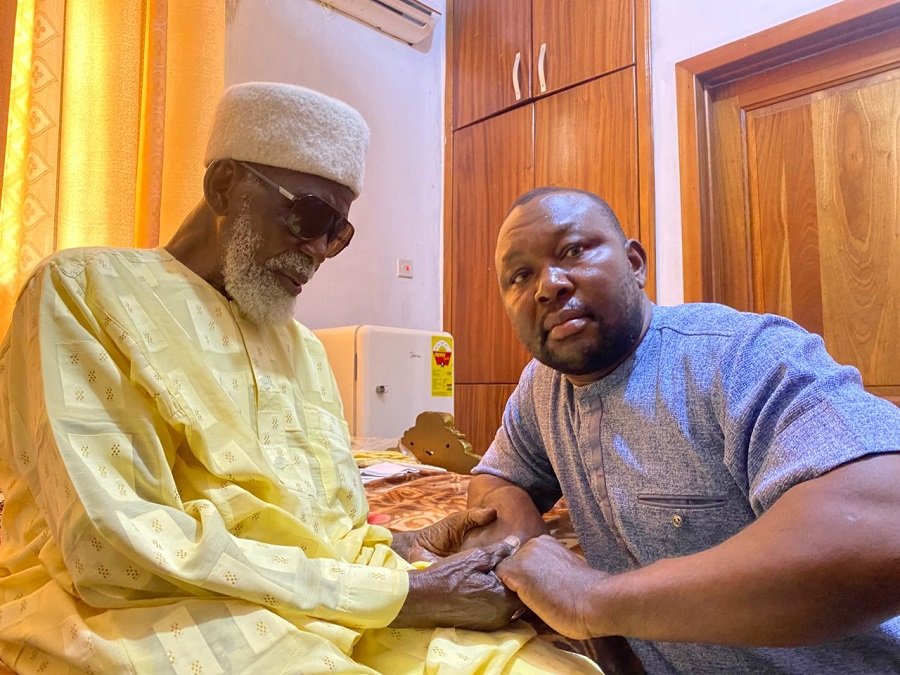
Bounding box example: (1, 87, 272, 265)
(507, 187, 626, 241)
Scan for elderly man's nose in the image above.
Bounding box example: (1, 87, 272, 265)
(299, 234, 329, 266)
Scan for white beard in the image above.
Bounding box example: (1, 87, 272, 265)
(221, 205, 317, 325)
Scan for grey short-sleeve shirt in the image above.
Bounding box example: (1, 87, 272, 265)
(475, 303, 900, 674)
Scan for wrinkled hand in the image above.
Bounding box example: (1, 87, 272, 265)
(497, 534, 607, 639)
(394, 508, 499, 563)
(392, 537, 525, 631)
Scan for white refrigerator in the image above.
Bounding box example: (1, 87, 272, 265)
(313, 325, 454, 439)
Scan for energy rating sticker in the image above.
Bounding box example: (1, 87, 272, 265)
(431, 336, 453, 397)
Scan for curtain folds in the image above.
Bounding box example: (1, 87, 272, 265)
(0, 0, 224, 337)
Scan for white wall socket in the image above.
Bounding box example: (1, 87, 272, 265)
(396, 259, 413, 279)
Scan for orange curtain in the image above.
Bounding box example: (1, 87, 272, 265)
(0, 0, 224, 337)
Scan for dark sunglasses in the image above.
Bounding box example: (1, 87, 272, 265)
(238, 161, 354, 258)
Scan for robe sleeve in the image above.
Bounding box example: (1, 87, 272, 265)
(3, 256, 409, 631)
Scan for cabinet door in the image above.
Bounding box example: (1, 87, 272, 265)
(452, 0, 531, 129)
(455, 383, 518, 455)
(536, 67, 639, 239)
(532, 0, 634, 97)
(451, 104, 534, 384)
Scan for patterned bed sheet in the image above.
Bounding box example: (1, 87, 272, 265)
(364, 470, 581, 554)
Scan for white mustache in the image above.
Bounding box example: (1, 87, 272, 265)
(266, 252, 316, 284)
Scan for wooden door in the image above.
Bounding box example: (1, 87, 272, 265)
(746, 68, 900, 402)
(451, 104, 534, 385)
(532, 0, 634, 97)
(452, 0, 531, 129)
(677, 1, 900, 403)
(536, 67, 639, 239)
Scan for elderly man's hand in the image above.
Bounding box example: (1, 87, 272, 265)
(497, 534, 607, 639)
(392, 508, 499, 563)
(391, 537, 525, 631)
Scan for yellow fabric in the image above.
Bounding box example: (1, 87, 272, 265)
(356, 623, 602, 674)
(354, 449, 420, 467)
(0, 0, 47, 338)
(0, 247, 601, 674)
(0, 0, 223, 338)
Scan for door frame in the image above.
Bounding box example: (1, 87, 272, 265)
(675, 0, 900, 303)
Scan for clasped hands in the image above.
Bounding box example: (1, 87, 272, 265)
(390, 507, 525, 630)
(391, 509, 606, 639)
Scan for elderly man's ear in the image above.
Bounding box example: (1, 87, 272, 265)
(203, 159, 239, 216)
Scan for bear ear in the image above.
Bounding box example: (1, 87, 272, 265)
(204, 159, 240, 216)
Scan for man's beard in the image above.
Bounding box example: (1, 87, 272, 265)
(529, 287, 645, 378)
(221, 207, 317, 325)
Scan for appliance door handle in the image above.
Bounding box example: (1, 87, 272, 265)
(538, 42, 547, 93)
(512, 50, 522, 100)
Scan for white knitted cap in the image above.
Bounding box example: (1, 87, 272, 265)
(204, 82, 369, 197)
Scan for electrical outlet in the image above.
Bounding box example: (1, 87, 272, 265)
(397, 259, 413, 278)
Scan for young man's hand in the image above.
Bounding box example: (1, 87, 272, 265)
(497, 534, 606, 639)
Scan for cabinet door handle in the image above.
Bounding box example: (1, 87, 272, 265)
(538, 42, 547, 93)
(512, 51, 522, 101)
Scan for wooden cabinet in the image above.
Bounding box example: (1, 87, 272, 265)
(452, 0, 532, 130)
(446, 0, 654, 453)
(532, 0, 634, 98)
(451, 104, 534, 385)
(536, 67, 638, 240)
(455, 383, 518, 460)
(452, 0, 635, 129)
(452, 69, 639, 386)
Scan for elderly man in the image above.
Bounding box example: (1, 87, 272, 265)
(0, 85, 599, 673)
(465, 186, 900, 673)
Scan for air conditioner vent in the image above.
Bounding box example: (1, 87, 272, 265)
(318, 0, 441, 46)
(372, 0, 430, 27)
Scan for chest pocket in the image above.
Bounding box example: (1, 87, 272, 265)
(631, 493, 752, 561)
(637, 494, 728, 510)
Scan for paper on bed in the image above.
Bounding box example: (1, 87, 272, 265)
(359, 461, 446, 483)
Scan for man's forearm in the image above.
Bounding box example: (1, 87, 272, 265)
(590, 455, 900, 647)
(467, 474, 549, 543)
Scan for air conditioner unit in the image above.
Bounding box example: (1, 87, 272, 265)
(317, 0, 441, 46)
